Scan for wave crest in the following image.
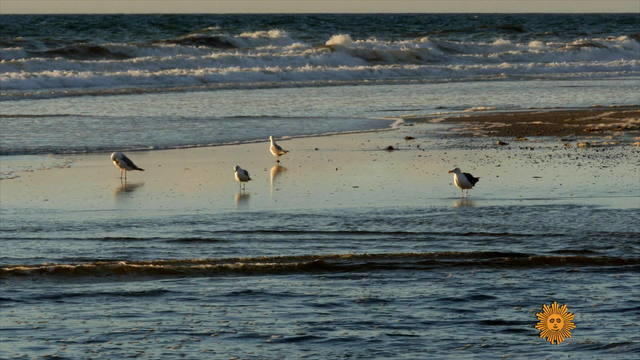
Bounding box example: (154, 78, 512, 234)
(158, 34, 238, 49)
(3, 252, 637, 279)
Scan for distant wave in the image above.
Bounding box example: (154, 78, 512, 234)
(30, 44, 133, 60)
(156, 29, 293, 49)
(2, 252, 638, 278)
(1, 33, 638, 99)
(157, 34, 238, 49)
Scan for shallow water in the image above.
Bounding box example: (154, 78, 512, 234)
(1, 203, 639, 265)
(2, 265, 639, 359)
(2, 200, 639, 359)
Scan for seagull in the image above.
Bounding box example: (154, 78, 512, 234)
(448, 167, 479, 196)
(111, 152, 144, 181)
(269, 136, 289, 163)
(234, 165, 251, 191)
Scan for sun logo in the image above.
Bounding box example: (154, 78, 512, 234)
(535, 301, 576, 344)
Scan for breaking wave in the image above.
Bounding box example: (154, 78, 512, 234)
(1, 30, 638, 99)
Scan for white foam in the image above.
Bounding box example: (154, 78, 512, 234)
(326, 34, 354, 47)
(464, 106, 498, 112)
(1, 34, 638, 94)
(239, 29, 289, 39)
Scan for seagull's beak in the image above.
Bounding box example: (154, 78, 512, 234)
(448, 170, 454, 173)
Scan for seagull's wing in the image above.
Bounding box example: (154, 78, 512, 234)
(463, 172, 479, 185)
(121, 154, 144, 171)
(275, 143, 289, 153)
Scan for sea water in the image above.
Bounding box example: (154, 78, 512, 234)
(1, 14, 639, 359)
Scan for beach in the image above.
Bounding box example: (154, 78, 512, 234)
(3, 107, 639, 213)
(1, 13, 640, 359)
(2, 108, 640, 358)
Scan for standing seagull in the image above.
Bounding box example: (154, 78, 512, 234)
(448, 167, 479, 197)
(269, 136, 289, 163)
(111, 152, 144, 181)
(234, 165, 251, 191)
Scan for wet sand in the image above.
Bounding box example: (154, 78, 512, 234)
(434, 106, 640, 139)
(1, 111, 639, 214)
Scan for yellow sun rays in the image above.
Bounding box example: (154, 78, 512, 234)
(535, 301, 576, 344)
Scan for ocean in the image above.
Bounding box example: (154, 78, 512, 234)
(1, 14, 640, 155)
(1, 14, 639, 359)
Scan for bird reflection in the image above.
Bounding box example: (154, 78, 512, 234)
(114, 181, 144, 197)
(269, 164, 287, 194)
(235, 191, 250, 209)
(453, 198, 475, 208)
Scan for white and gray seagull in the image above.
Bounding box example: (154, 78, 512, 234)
(111, 152, 144, 181)
(448, 167, 479, 197)
(234, 165, 252, 191)
(269, 136, 289, 163)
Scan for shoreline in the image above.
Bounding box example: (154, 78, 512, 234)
(0, 120, 402, 158)
(2, 105, 639, 214)
(2, 106, 639, 213)
(2, 106, 640, 184)
(2, 106, 639, 159)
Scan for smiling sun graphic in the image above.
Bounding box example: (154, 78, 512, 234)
(535, 301, 576, 344)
